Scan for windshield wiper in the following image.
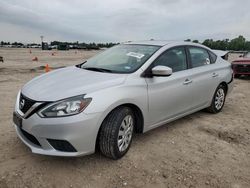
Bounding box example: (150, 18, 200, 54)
(82, 67, 113, 73)
(76, 61, 87, 68)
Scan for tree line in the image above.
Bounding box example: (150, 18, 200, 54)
(1, 35, 250, 51)
(0, 41, 118, 49)
(185, 35, 250, 51)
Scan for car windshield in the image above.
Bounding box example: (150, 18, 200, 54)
(80, 44, 160, 73)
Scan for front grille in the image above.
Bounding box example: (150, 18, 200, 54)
(234, 65, 250, 73)
(21, 129, 41, 146)
(47, 139, 77, 152)
(19, 94, 36, 114)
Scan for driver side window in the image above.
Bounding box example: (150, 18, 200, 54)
(153, 47, 187, 72)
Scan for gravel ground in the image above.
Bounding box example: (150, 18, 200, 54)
(0, 48, 249, 188)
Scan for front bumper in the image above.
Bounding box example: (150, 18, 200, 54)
(14, 111, 103, 157)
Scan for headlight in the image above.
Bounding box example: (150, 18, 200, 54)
(38, 95, 91, 118)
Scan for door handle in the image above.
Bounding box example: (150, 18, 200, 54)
(183, 79, 192, 85)
(212, 73, 219, 77)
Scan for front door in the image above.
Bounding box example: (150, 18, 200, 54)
(146, 47, 194, 128)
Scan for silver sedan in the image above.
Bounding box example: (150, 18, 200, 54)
(13, 41, 233, 159)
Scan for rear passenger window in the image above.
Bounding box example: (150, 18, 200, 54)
(153, 47, 187, 72)
(189, 47, 210, 68)
(208, 51, 217, 63)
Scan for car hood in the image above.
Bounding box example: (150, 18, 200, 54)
(21, 66, 127, 101)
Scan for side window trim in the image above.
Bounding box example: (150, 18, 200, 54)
(184, 46, 192, 69)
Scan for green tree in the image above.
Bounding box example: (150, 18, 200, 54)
(202, 39, 214, 49)
(228, 35, 246, 51)
(245, 41, 250, 51)
(202, 36, 249, 51)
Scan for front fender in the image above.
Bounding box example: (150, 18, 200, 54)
(83, 81, 148, 130)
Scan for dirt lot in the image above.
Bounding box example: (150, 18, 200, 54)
(0, 48, 249, 188)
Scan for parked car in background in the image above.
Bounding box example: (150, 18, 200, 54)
(13, 41, 233, 159)
(232, 52, 250, 78)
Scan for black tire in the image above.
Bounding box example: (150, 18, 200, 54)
(207, 84, 227, 114)
(99, 107, 134, 159)
(234, 74, 240, 78)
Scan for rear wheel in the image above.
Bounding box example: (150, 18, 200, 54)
(207, 84, 226, 113)
(99, 107, 134, 159)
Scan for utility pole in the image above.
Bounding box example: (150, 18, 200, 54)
(40, 35, 44, 44)
(40, 35, 44, 50)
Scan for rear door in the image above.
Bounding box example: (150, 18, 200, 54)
(186, 46, 220, 108)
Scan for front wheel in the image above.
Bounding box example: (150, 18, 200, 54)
(207, 84, 227, 113)
(99, 107, 134, 159)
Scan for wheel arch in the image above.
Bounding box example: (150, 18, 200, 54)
(219, 81, 228, 94)
(95, 103, 144, 150)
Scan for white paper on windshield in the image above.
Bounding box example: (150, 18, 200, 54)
(126, 52, 145, 59)
(124, 66, 131, 69)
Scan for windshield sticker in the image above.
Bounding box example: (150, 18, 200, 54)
(126, 52, 145, 59)
(124, 66, 131, 69)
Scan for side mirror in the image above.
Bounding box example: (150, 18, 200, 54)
(151, 65, 172, 76)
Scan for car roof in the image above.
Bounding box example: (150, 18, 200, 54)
(123, 40, 207, 48)
(123, 40, 173, 46)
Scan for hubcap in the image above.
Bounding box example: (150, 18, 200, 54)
(215, 88, 225, 110)
(117, 115, 134, 152)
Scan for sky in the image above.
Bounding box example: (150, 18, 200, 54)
(0, 0, 250, 43)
